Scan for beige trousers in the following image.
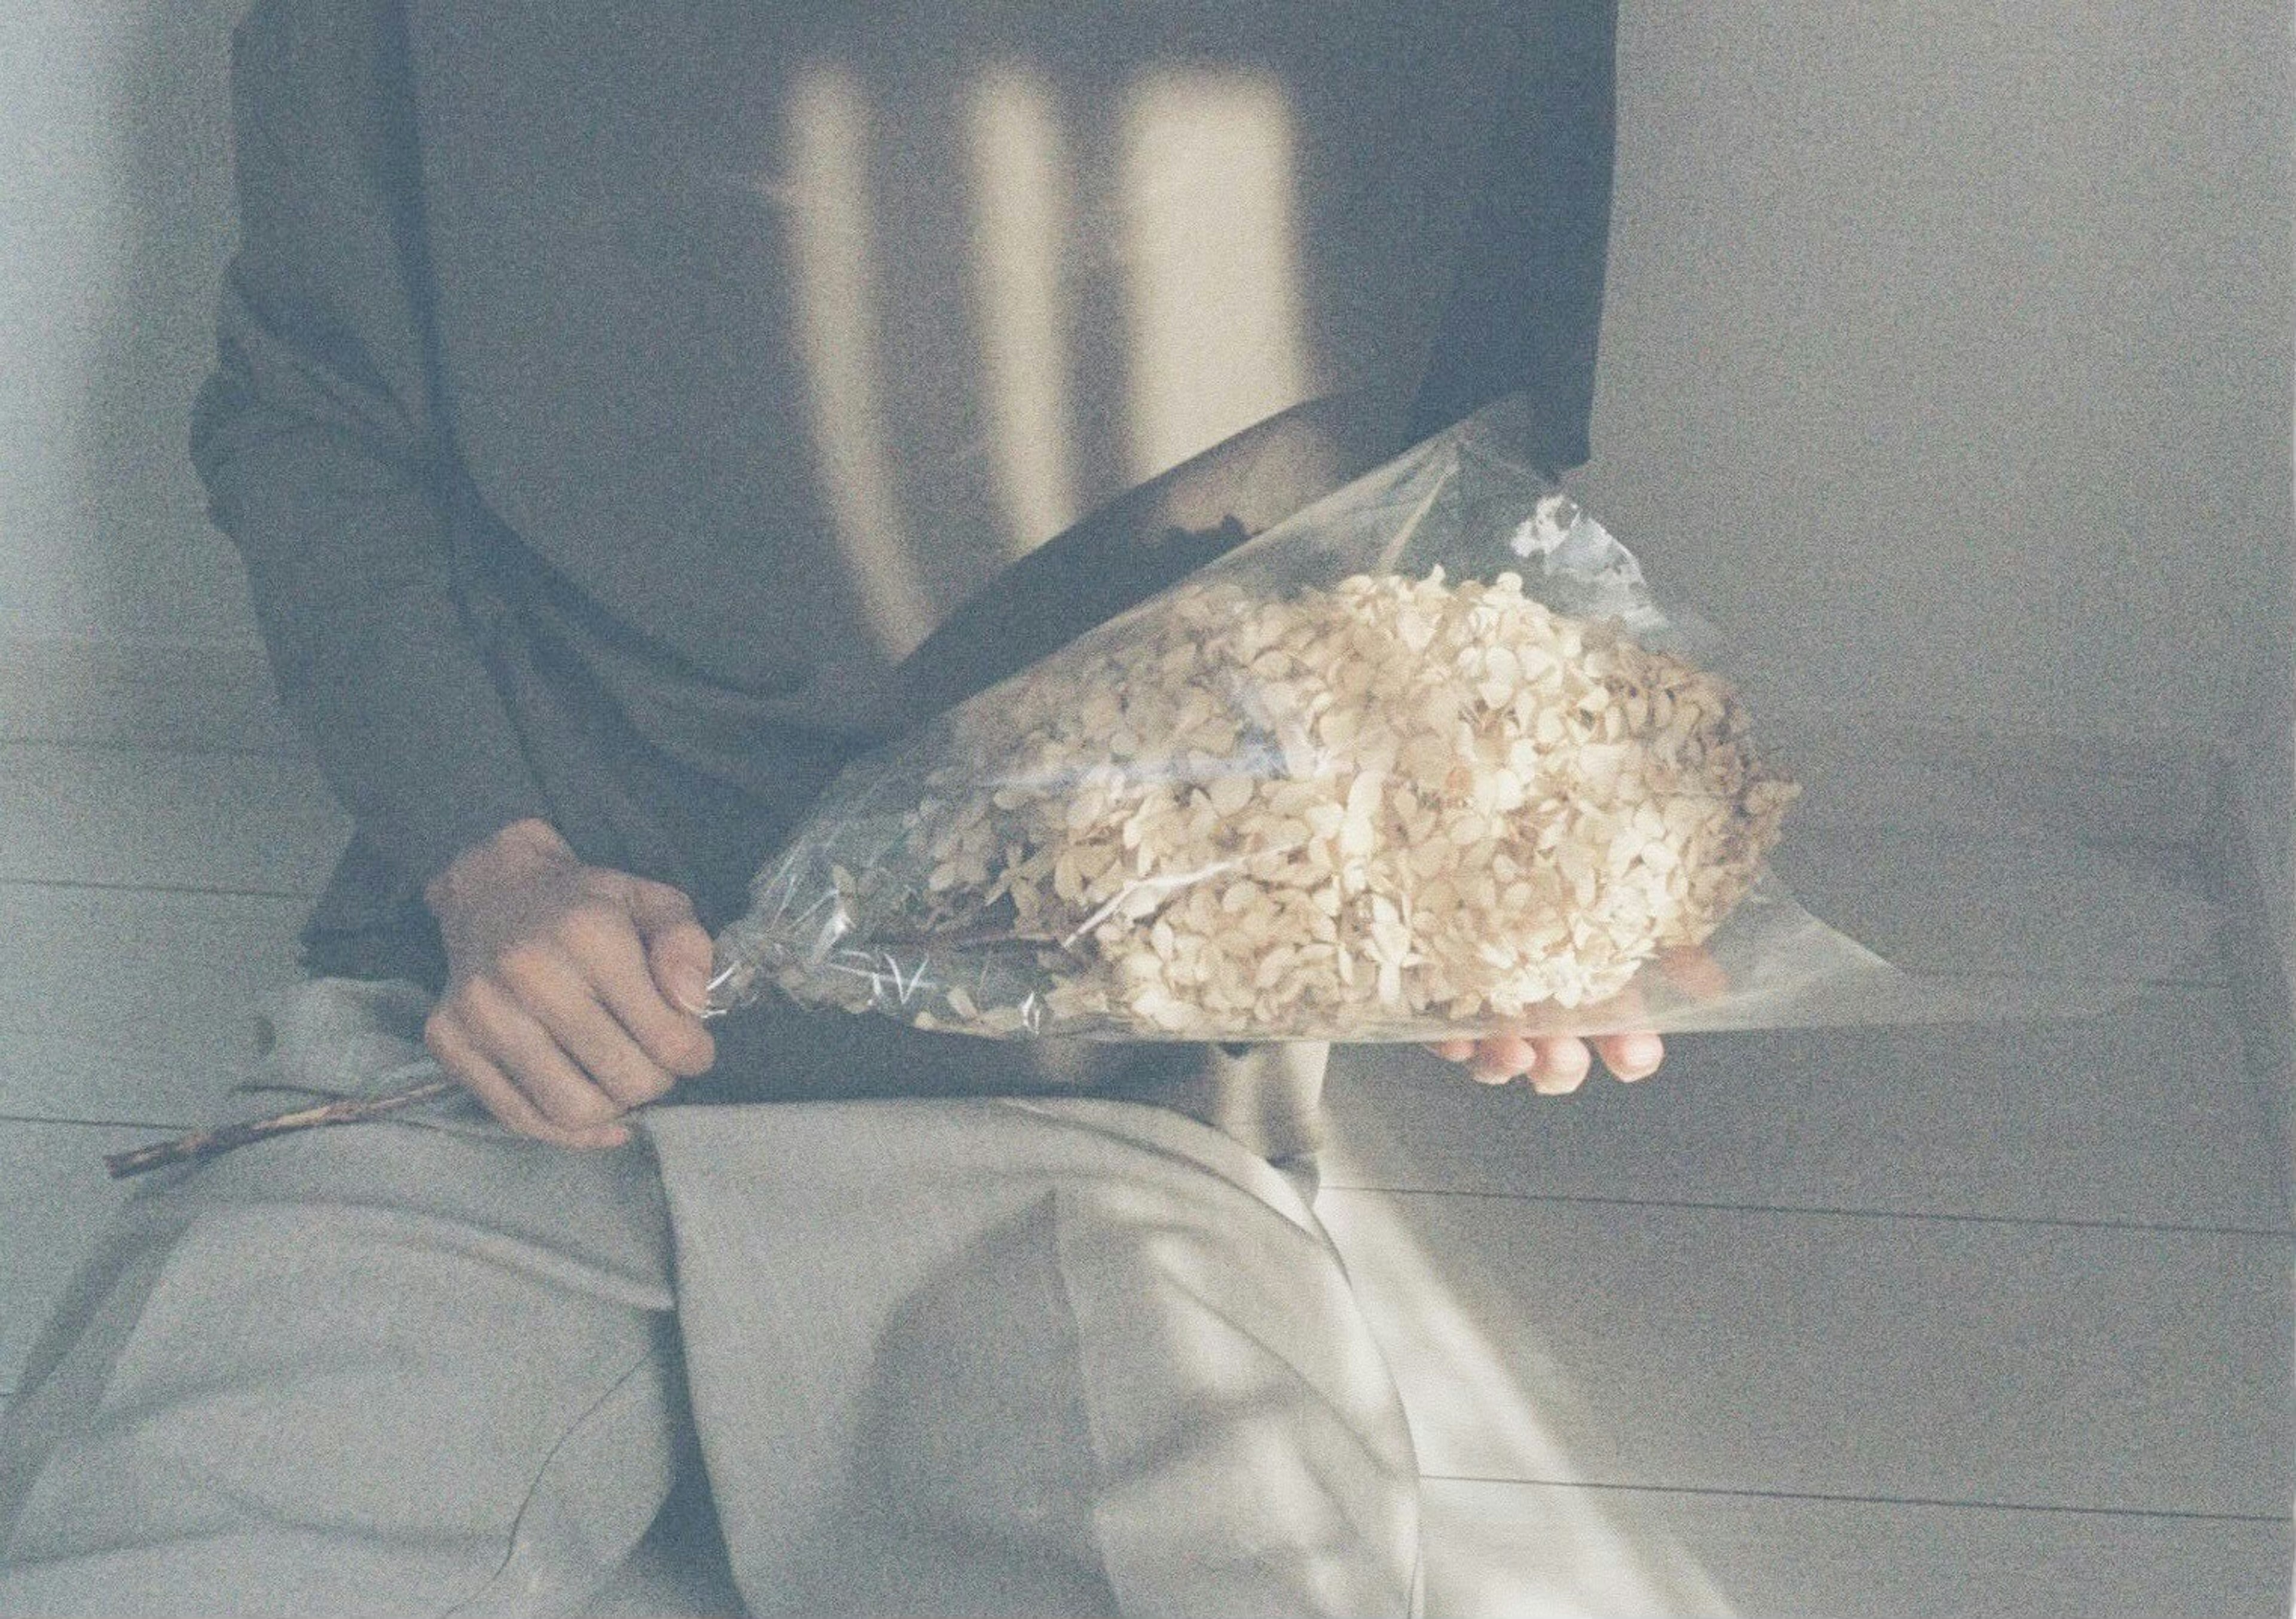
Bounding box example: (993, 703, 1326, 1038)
(0, 979, 1418, 1618)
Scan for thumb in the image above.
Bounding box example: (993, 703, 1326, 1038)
(627, 881, 715, 1016)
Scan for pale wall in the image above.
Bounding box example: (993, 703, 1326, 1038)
(1579, 2, 2291, 974)
(1, 0, 247, 644)
(1577, 3, 2289, 746)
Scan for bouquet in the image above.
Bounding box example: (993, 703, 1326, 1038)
(707, 398, 1887, 1043)
(107, 398, 1905, 1179)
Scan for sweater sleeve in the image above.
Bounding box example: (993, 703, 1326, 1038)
(1407, 0, 1617, 469)
(192, 0, 550, 890)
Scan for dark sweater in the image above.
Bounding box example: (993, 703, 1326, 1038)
(191, 0, 1616, 991)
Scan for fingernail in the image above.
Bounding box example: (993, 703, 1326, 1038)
(1615, 1035, 1662, 1078)
(1467, 1065, 1512, 1087)
(673, 971, 710, 1016)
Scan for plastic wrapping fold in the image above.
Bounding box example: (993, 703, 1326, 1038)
(703, 399, 2154, 1042)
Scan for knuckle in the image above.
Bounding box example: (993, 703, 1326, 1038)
(496, 942, 555, 990)
(457, 979, 514, 1038)
(579, 1098, 627, 1131)
(605, 1062, 676, 1107)
(583, 870, 637, 909)
(583, 1046, 652, 1101)
(561, 902, 625, 952)
(634, 876, 694, 915)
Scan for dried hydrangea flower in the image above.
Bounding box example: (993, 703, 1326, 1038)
(808, 568, 1796, 1038)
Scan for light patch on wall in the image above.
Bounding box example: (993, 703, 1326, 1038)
(1120, 71, 1312, 483)
(967, 68, 1082, 561)
(783, 65, 936, 661)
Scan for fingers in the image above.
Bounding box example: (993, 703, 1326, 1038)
(1596, 1031, 1664, 1082)
(425, 845, 718, 1149)
(429, 903, 707, 1145)
(1428, 1028, 1665, 1092)
(519, 966, 685, 1110)
(1574, 977, 1662, 1082)
(460, 976, 634, 1129)
(1424, 949, 1681, 1093)
(1527, 1037, 1592, 1095)
(581, 892, 716, 1082)
(628, 881, 716, 1012)
(425, 1003, 630, 1151)
(1450, 1034, 1590, 1094)
(1463, 1034, 1536, 1086)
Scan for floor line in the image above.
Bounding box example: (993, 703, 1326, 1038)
(0, 875, 318, 901)
(1418, 1472, 2291, 1525)
(1318, 1184, 2296, 1240)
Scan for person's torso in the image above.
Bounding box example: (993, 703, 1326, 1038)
(407, 0, 1531, 721)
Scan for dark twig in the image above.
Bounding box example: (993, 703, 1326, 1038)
(103, 1078, 460, 1180)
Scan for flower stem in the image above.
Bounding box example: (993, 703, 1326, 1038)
(103, 1078, 460, 1180)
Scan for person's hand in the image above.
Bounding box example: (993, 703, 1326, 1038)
(1427, 1030, 1663, 1094)
(1422, 947, 1727, 1094)
(422, 819, 718, 1148)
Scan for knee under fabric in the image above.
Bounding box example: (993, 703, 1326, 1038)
(648, 1096, 1424, 1618)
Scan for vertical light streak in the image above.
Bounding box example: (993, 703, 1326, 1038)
(1120, 72, 1311, 483)
(783, 65, 936, 660)
(967, 69, 1081, 560)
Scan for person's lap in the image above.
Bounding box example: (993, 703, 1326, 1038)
(0, 980, 694, 1617)
(0, 978, 1416, 1618)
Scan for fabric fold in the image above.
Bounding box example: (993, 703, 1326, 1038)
(648, 1095, 1422, 1618)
